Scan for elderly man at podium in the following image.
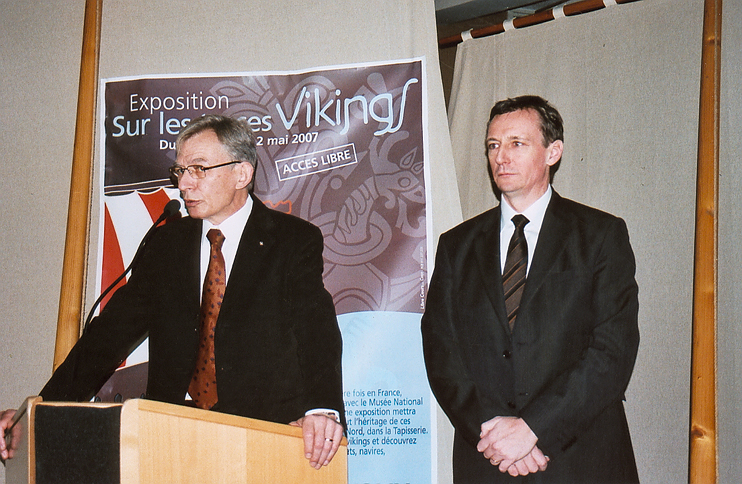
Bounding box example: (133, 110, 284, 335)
(1, 115, 345, 470)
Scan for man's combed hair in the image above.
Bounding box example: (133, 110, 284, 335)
(488, 95, 564, 147)
(176, 115, 258, 192)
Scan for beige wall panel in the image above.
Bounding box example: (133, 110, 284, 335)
(0, 0, 86, 436)
(718, 0, 742, 481)
(1, 1, 459, 483)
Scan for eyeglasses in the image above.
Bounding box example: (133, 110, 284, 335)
(169, 161, 240, 186)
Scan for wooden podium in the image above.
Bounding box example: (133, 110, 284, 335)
(4, 397, 347, 483)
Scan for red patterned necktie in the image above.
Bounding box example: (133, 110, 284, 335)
(503, 215, 529, 332)
(189, 228, 226, 410)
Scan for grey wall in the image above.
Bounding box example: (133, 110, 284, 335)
(0, 0, 85, 426)
(0, 1, 460, 483)
(718, 1, 742, 481)
(1, 5, 86, 481)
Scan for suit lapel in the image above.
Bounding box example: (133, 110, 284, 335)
(519, 192, 570, 310)
(185, 218, 204, 304)
(220, 196, 276, 311)
(473, 206, 509, 331)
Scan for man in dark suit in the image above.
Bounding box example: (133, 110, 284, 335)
(421, 96, 640, 482)
(0, 115, 345, 469)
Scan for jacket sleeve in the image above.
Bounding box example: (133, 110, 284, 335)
(421, 235, 495, 446)
(38, 221, 184, 402)
(38, 251, 160, 402)
(289, 224, 346, 427)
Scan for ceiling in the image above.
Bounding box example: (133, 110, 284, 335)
(434, 0, 569, 107)
(434, 0, 567, 107)
(435, 0, 565, 24)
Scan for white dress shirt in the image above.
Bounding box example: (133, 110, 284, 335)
(199, 196, 253, 286)
(499, 186, 552, 276)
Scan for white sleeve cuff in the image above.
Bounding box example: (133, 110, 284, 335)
(305, 408, 341, 423)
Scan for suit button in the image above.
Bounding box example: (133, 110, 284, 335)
(502, 350, 512, 359)
(507, 401, 516, 409)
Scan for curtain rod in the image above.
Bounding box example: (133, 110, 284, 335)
(438, 0, 641, 48)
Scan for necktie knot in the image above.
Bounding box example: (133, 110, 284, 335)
(507, 215, 529, 254)
(512, 214, 529, 232)
(207, 228, 225, 249)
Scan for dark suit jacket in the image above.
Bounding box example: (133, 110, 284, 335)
(422, 191, 639, 483)
(41, 195, 345, 427)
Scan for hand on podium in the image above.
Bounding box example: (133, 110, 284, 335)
(0, 409, 19, 462)
(290, 414, 344, 470)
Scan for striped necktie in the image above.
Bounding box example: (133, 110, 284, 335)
(503, 215, 529, 332)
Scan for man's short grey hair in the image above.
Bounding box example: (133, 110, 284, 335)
(176, 114, 258, 192)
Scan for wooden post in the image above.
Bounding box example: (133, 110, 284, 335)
(689, 0, 721, 482)
(53, 0, 103, 370)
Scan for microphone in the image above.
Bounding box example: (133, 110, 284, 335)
(152, 199, 182, 225)
(82, 199, 182, 334)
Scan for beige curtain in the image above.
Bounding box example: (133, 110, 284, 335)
(447, 0, 709, 482)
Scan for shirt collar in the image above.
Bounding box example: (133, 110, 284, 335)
(202, 195, 253, 242)
(500, 185, 552, 234)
